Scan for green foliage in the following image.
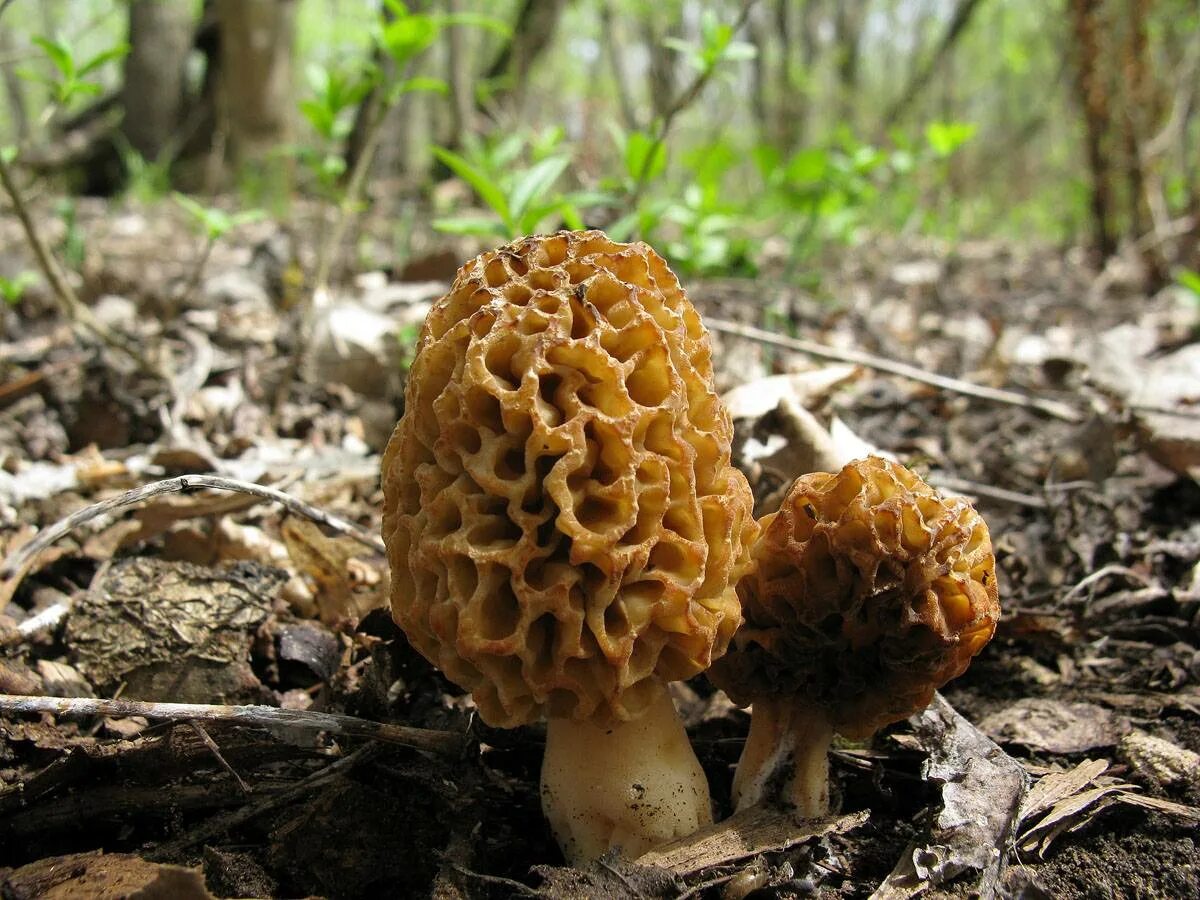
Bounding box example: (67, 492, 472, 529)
(54, 199, 85, 271)
(115, 137, 172, 204)
(395, 321, 421, 372)
(173, 194, 266, 242)
(663, 9, 757, 74)
(0, 271, 38, 306)
(296, 60, 377, 194)
(432, 129, 594, 238)
(21, 36, 128, 111)
(1177, 268, 1200, 299)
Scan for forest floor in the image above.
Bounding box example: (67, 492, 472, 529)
(0, 200, 1198, 899)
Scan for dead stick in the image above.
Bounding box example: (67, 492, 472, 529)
(705, 317, 1084, 422)
(0, 695, 464, 757)
(0, 473, 386, 583)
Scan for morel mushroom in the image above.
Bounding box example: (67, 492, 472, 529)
(708, 456, 999, 816)
(381, 231, 757, 862)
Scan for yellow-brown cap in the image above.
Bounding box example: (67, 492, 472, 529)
(382, 231, 758, 728)
(708, 456, 999, 739)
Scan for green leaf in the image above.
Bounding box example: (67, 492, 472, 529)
(431, 146, 511, 224)
(78, 44, 129, 77)
(1176, 268, 1200, 298)
(558, 203, 585, 232)
(433, 215, 508, 237)
(299, 99, 335, 138)
(926, 120, 977, 157)
(508, 155, 570, 224)
(32, 37, 73, 77)
(380, 15, 440, 66)
(434, 12, 511, 37)
(0, 145, 16, 165)
(0, 271, 38, 304)
(786, 148, 829, 186)
(386, 75, 448, 104)
(624, 130, 666, 184)
(720, 41, 757, 62)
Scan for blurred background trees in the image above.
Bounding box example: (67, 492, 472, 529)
(0, 0, 1197, 284)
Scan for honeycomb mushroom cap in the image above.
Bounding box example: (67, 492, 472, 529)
(709, 456, 999, 739)
(382, 231, 758, 728)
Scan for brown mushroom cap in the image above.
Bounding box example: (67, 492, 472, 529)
(382, 231, 758, 728)
(709, 457, 999, 739)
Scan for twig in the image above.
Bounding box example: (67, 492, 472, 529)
(449, 865, 542, 898)
(627, 1, 759, 212)
(705, 317, 1084, 422)
(0, 473, 386, 584)
(0, 695, 465, 757)
(927, 474, 1049, 509)
(0, 151, 156, 374)
(190, 722, 252, 793)
(149, 743, 380, 859)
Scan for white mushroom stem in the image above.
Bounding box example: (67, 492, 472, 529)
(540, 683, 713, 864)
(731, 696, 836, 818)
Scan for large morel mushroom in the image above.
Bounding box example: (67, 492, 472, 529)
(381, 231, 757, 862)
(708, 456, 1000, 817)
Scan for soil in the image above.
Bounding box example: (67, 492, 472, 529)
(0, 202, 1197, 898)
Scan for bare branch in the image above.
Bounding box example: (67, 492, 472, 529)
(0, 695, 464, 757)
(704, 316, 1083, 422)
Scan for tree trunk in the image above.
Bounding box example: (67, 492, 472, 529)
(833, 1, 866, 129)
(644, 16, 680, 121)
(482, 0, 568, 118)
(445, 0, 477, 148)
(1067, 0, 1118, 258)
(215, 0, 297, 173)
(0, 27, 29, 144)
(882, 0, 989, 128)
(1121, 0, 1168, 285)
(600, 1, 638, 131)
(121, 0, 194, 162)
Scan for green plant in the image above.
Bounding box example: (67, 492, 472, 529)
(173, 194, 267, 308)
(1175, 268, 1200, 298)
(396, 321, 421, 373)
(306, 1, 507, 298)
(54, 199, 86, 272)
(22, 36, 128, 119)
(0, 271, 38, 306)
(431, 134, 584, 239)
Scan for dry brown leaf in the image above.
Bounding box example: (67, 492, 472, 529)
(0, 851, 213, 899)
(281, 517, 387, 624)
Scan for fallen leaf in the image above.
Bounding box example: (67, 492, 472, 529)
(980, 698, 1127, 753)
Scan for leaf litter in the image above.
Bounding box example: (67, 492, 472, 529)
(0, 211, 1198, 897)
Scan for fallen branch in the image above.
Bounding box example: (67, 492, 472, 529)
(705, 317, 1083, 422)
(0, 695, 464, 757)
(0, 474, 387, 586)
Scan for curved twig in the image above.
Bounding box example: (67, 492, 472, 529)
(0, 474, 386, 585)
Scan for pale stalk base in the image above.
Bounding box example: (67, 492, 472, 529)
(731, 698, 835, 818)
(540, 685, 713, 864)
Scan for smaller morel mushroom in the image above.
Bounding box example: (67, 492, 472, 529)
(708, 456, 999, 816)
(382, 231, 757, 862)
